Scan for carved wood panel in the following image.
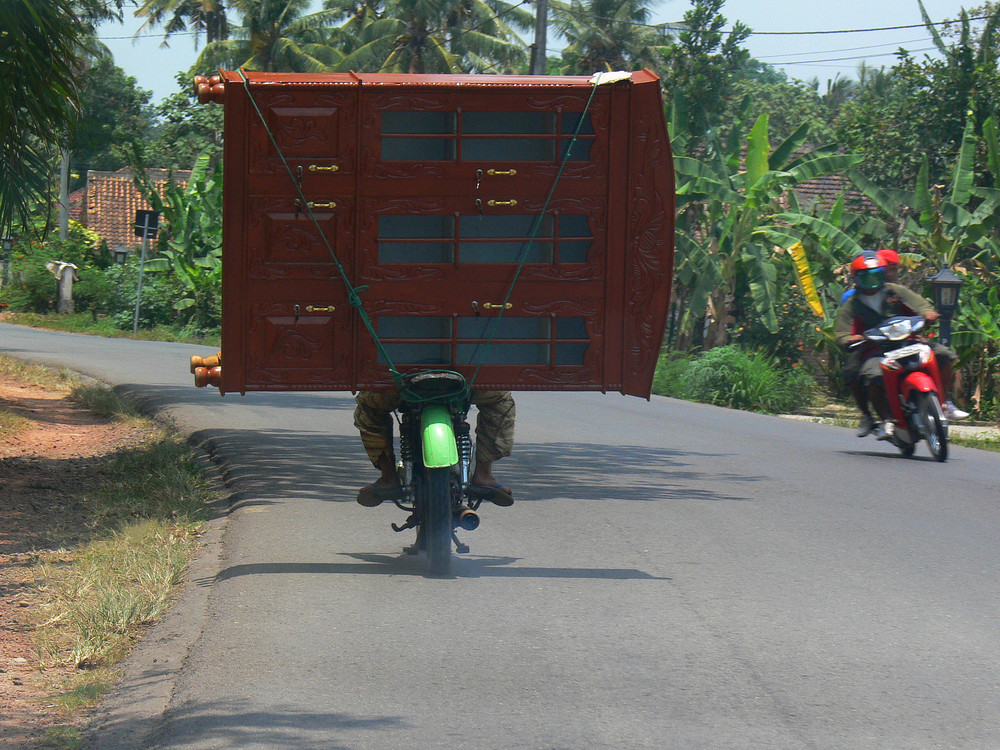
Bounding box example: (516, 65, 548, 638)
(244, 301, 353, 389)
(246, 197, 355, 280)
(246, 89, 358, 195)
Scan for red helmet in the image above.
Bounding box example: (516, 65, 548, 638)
(877, 248, 899, 267)
(851, 251, 887, 291)
(851, 251, 886, 274)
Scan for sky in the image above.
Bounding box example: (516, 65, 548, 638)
(97, 0, 977, 106)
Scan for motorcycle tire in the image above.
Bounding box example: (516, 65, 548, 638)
(917, 392, 948, 462)
(423, 467, 453, 576)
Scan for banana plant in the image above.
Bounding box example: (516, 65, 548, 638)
(135, 146, 223, 330)
(848, 112, 1000, 271)
(674, 111, 864, 345)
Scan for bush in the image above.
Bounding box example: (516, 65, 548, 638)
(0, 222, 105, 314)
(106, 262, 179, 330)
(653, 344, 819, 414)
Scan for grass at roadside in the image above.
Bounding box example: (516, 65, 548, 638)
(0, 311, 220, 347)
(0, 353, 78, 390)
(0, 407, 30, 437)
(0, 356, 223, 746)
(952, 433, 1000, 452)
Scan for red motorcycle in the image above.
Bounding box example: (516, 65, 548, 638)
(856, 315, 949, 461)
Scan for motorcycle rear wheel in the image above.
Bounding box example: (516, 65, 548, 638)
(422, 467, 453, 576)
(917, 392, 948, 462)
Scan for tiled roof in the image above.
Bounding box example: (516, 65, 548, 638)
(84, 169, 190, 251)
(791, 172, 875, 214)
(68, 186, 87, 222)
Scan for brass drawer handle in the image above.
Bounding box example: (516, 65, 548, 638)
(487, 168, 517, 177)
(487, 199, 517, 207)
(305, 305, 336, 313)
(309, 164, 339, 173)
(307, 201, 337, 209)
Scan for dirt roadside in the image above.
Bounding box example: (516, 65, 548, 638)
(0, 373, 161, 748)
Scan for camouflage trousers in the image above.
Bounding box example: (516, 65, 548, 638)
(354, 390, 515, 468)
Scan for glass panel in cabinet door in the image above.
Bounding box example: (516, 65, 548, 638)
(380, 111, 457, 161)
(378, 215, 455, 264)
(457, 214, 553, 264)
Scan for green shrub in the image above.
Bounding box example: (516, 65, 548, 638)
(105, 262, 179, 330)
(652, 351, 694, 399)
(654, 344, 818, 414)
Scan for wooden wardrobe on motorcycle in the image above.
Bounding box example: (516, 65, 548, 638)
(196, 70, 675, 398)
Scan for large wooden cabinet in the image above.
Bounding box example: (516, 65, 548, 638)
(207, 70, 674, 397)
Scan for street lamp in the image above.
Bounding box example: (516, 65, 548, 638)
(926, 265, 965, 347)
(113, 245, 129, 265)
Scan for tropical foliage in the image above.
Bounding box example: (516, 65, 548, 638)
(135, 148, 224, 331)
(1, 0, 92, 233)
(551, 0, 665, 74)
(672, 110, 864, 346)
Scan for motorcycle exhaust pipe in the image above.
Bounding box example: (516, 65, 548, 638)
(456, 508, 480, 531)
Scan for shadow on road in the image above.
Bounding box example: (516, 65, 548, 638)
(211, 556, 669, 582)
(189, 427, 768, 509)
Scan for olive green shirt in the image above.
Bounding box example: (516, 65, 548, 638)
(834, 282, 935, 347)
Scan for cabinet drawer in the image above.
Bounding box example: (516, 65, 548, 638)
(244, 196, 355, 280)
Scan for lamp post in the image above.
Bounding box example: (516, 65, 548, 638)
(926, 265, 965, 347)
(113, 245, 129, 265)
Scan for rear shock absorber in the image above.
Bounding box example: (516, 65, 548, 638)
(455, 420, 472, 490)
(398, 413, 415, 493)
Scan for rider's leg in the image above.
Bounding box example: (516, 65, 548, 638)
(860, 355, 893, 431)
(867, 381, 892, 422)
(355, 390, 401, 489)
(469, 390, 515, 487)
(939, 357, 955, 397)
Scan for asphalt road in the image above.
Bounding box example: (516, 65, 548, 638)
(3, 323, 999, 750)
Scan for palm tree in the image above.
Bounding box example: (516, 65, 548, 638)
(0, 0, 98, 234)
(192, 0, 345, 73)
(550, 0, 665, 74)
(135, 0, 231, 47)
(330, 0, 531, 74)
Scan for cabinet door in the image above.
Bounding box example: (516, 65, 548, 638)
(242, 292, 354, 390)
(352, 194, 612, 390)
(245, 196, 356, 280)
(355, 290, 606, 391)
(359, 89, 610, 197)
(244, 87, 358, 196)
(229, 197, 357, 391)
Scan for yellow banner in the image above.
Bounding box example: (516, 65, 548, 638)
(790, 242, 824, 317)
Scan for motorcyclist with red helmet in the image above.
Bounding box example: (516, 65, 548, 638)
(835, 251, 968, 440)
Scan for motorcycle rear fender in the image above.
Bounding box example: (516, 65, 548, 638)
(420, 404, 459, 468)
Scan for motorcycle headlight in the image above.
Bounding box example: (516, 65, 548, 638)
(884, 319, 913, 340)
